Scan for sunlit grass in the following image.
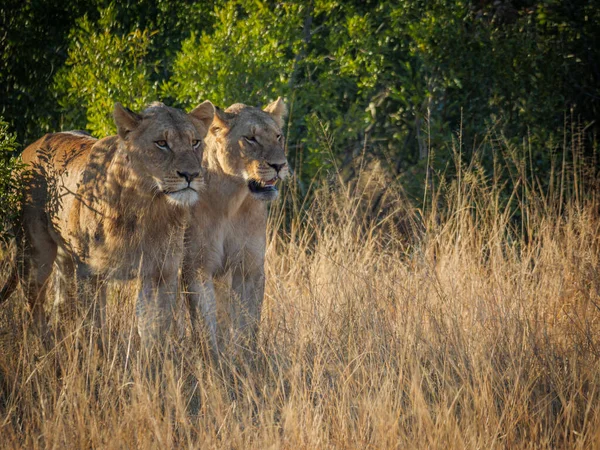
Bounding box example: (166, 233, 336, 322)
(1, 135, 599, 448)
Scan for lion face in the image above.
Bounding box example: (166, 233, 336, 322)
(210, 98, 289, 201)
(113, 101, 215, 206)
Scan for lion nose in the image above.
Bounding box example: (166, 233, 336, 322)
(268, 163, 286, 173)
(177, 171, 199, 183)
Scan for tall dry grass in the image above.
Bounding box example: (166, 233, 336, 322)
(1, 134, 599, 449)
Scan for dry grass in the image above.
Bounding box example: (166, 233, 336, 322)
(1, 138, 600, 449)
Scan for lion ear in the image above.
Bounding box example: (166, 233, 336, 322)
(210, 107, 231, 136)
(113, 103, 142, 139)
(263, 97, 288, 128)
(189, 100, 215, 135)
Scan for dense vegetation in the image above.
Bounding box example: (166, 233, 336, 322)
(1, 0, 598, 200)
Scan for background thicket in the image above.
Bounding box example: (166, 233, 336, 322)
(1, 0, 598, 199)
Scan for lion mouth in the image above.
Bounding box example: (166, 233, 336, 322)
(248, 178, 278, 195)
(164, 186, 197, 194)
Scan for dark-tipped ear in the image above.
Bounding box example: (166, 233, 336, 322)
(189, 100, 215, 134)
(113, 103, 142, 139)
(263, 97, 287, 128)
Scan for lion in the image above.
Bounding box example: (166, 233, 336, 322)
(14, 100, 214, 344)
(182, 98, 289, 355)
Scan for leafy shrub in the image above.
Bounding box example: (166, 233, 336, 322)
(164, 1, 302, 109)
(19, 0, 597, 203)
(0, 119, 23, 241)
(53, 5, 158, 137)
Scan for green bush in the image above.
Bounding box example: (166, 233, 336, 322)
(164, 1, 302, 109)
(0, 119, 23, 241)
(53, 5, 158, 137)
(3, 0, 596, 206)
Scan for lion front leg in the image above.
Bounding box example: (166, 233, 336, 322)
(230, 266, 265, 353)
(184, 272, 218, 358)
(50, 248, 79, 326)
(135, 273, 178, 349)
(20, 204, 60, 337)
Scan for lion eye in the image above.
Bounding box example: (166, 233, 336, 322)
(276, 134, 283, 142)
(155, 140, 169, 150)
(192, 139, 201, 149)
(244, 136, 257, 145)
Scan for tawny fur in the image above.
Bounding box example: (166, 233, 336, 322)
(183, 98, 289, 354)
(19, 101, 214, 343)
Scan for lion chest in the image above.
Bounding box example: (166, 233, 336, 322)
(203, 215, 266, 278)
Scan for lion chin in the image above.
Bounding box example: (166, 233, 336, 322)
(164, 188, 199, 206)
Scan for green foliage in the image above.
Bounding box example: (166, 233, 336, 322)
(290, 2, 394, 179)
(1, 0, 598, 205)
(0, 0, 211, 144)
(0, 119, 23, 241)
(395, 1, 600, 198)
(83, 0, 215, 85)
(164, 1, 303, 108)
(0, 0, 102, 142)
(53, 6, 158, 137)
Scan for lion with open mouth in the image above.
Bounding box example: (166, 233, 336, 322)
(183, 98, 288, 355)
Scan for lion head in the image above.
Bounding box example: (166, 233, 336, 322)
(113, 100, 215, 206)
(209, 98, 289, 201)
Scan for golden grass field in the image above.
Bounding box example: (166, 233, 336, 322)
(1, 141, 599, 449)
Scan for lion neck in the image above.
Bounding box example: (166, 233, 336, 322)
(203, 138, 259, 219)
